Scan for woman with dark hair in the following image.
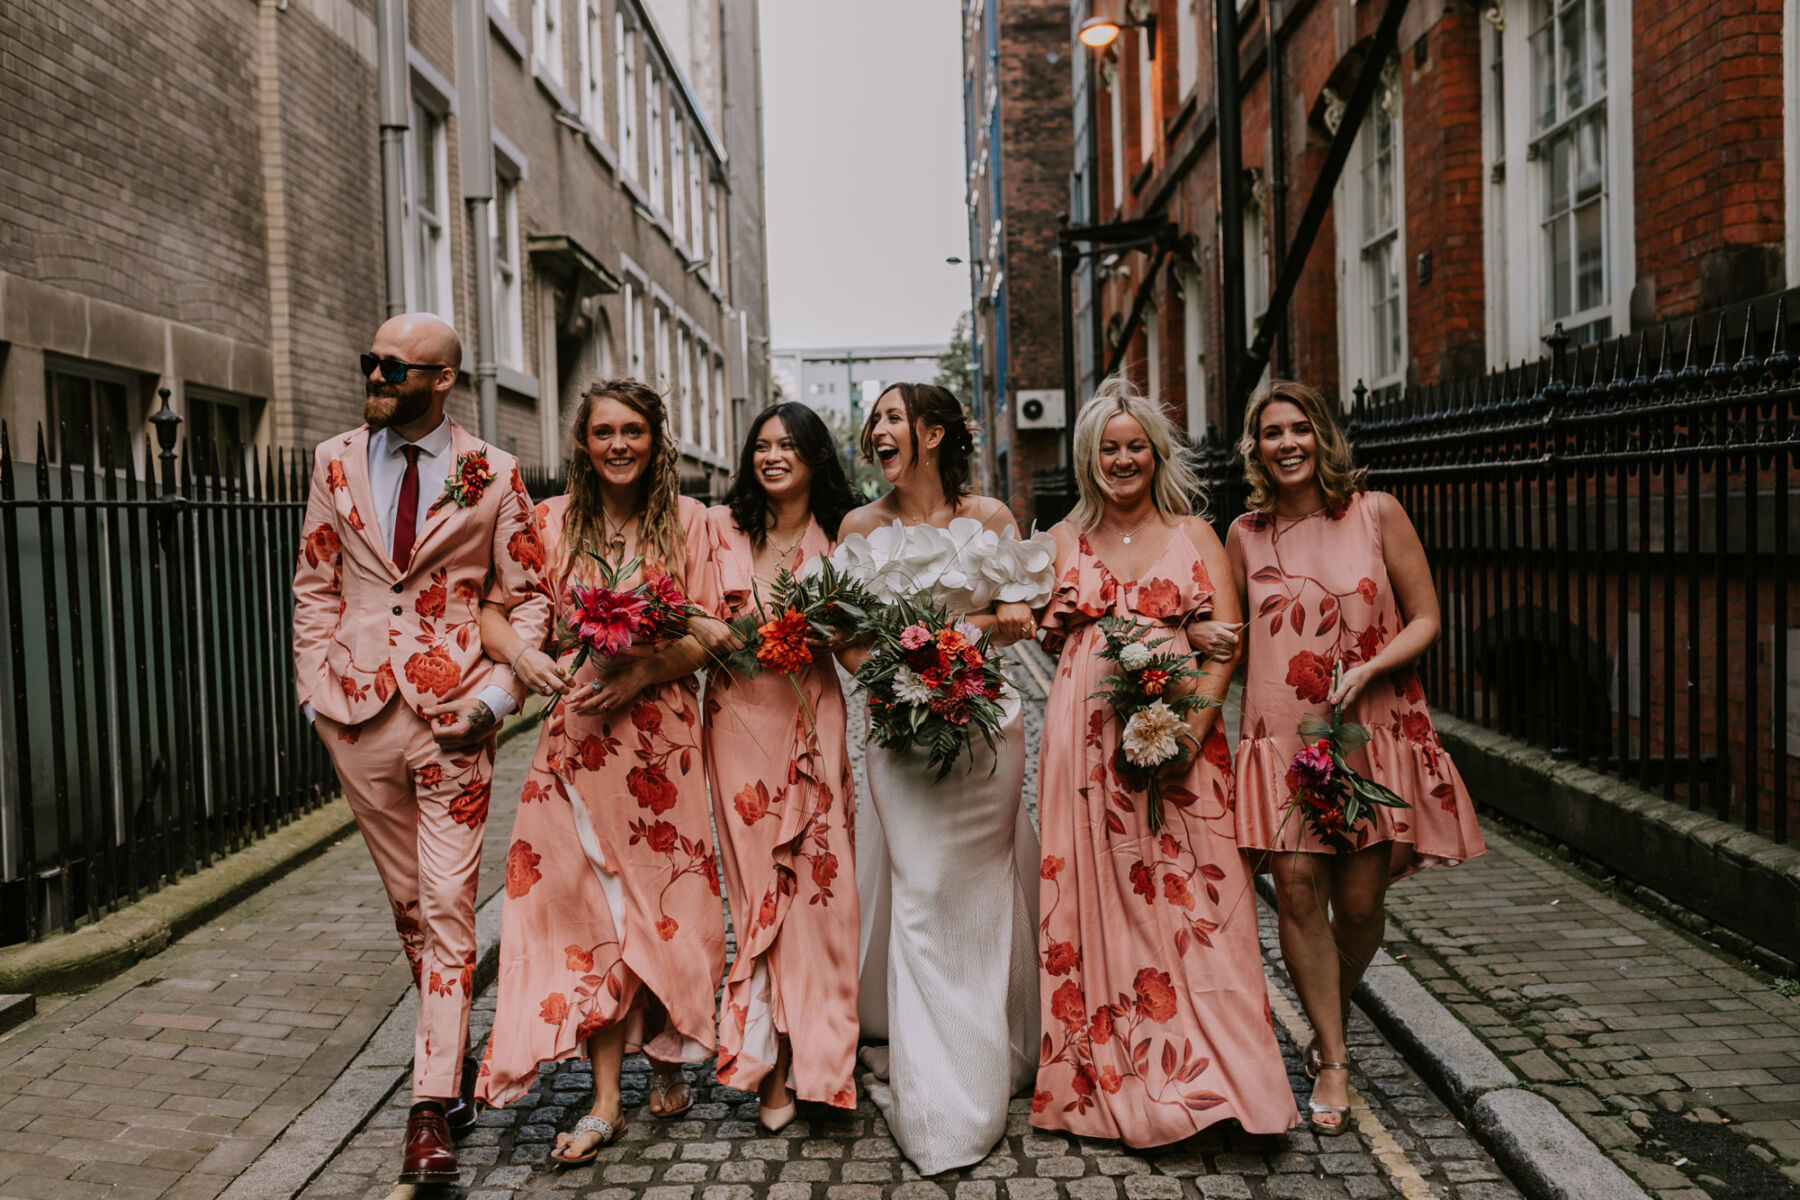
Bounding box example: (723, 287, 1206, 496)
(1193, 380, 1485, 1136)
(474, 379, 735, 1162)
(702, 402, 862, 1129)
(834, 382, 1056, 1175)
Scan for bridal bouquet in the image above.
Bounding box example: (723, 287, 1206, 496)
(856, 598, 1012, 781)
(1089, 616, 1216, 833)
(1287, 661, 1409, 851)
(716, 559, 876, 681)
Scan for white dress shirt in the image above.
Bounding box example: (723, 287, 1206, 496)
(302, 417, 513, 725)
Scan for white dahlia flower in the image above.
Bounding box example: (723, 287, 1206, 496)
(1120, 701, 1184, 767)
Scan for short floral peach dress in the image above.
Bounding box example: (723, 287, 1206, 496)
(477, 494, 727, 1105)
(1233, 491, 1486, 869)
(1032, 524, 1296, 1145)
(702, 507, 859, 1109)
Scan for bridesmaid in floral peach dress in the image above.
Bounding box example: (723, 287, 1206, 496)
(1031, 382, 1295, 1145)
(474, 380, 735, 1162)
(704, 402, 863, 1129)
(1196, 381, 1485, 1136)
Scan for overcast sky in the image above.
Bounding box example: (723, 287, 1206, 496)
(758, 0, 970, 350)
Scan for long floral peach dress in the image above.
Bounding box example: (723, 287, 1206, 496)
(1032, 526, 1296, 1145)
(1233, 491, 1486, 870)
(477, 494, 727, 1106)
(702, 508, 859, 1109)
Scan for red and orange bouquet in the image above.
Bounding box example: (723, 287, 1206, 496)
(1287, 662, 1409, 851)
(1088, 616, 1215, 833)
(715, 559, 875, 681)
(856, 597, 1012, 781)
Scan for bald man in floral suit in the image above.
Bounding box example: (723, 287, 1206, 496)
(292, 313, 551, 1186)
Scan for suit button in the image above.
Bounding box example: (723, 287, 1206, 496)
(392, 605, 403, 615)
(392, 582, 403, 594)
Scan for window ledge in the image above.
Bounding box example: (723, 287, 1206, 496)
(585, 130, 618, 174)
(496, 364, 540, 399)
(1130, 156, 1156, 197)
(532, 61, 578, 116)
(488, 2, 526, 60)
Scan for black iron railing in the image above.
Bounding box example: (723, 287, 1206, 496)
(0, 394, 335, 945)
(1346, 297, 1799, 844)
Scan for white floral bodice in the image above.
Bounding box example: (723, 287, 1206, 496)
(818, 516, 1057, 614)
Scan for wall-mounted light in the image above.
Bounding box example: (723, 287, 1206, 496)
(1078, 4, 1154, 56)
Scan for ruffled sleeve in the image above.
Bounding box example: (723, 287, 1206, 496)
(677, 495, 727, 619)
(1037, 535, 1113, 657)
(706, 505, 755, 619)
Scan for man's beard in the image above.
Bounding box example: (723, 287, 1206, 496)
(364, 379, 433, 430)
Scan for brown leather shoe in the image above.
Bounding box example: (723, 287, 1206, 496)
(397, 1105, 458, 1185)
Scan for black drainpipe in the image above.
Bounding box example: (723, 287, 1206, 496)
(1264, 0, 1290, 380)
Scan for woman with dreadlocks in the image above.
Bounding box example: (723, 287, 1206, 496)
(475, 378, 734, 1163)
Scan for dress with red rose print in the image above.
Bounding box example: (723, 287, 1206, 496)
(1032, 524, 1296, 1145)
(477, 494, 727, 1106)
(1232, 491, 1486, 869)
(701, 507, 859, 1110)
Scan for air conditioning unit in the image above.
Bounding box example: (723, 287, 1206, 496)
(1015, 389, 1067, 431)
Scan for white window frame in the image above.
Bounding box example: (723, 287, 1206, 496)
(533, 0, 564, 87)
(622, 277, 646, 379)
(1334, 61, 1407, 405)
(712, 356, 727, 453)
(404, 97, 454, 323)
(1137, 24, 1155, 163)
(616, 12, 638, 180)
(1243, 184, 1271, 394)
(578, 0, 604, 136)
(1177, 0, 1200, 102)
(676, 324, 693, 443)
(492, 171, 525, 370)
(1176, 262, 1207, 439)
(1105, 57, 1123, 210)
(646, 65, 665, 211)
(1491, 0, 1633, 360)
(687, 137, 705, 253)
(653, 303, 670, 394)
(669, 111, 687, 242)
(1481, 10, 1510, 365)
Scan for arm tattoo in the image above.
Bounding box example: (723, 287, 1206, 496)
(465, 700, 497, 740)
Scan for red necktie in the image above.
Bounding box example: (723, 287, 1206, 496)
(392, 444, 421, 572)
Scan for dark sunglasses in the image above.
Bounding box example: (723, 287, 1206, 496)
(361, 353, 451, 384)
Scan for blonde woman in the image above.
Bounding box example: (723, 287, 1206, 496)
(1029, 379, 1294, 1145)
(1194, 380, 1485, 1135)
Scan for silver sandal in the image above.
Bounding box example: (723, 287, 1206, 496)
(551, 1113, 624, 1164)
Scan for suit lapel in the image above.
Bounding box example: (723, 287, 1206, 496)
(337, 427, 397, 576)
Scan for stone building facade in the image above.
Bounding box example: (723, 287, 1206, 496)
(0, 0, 771, 492)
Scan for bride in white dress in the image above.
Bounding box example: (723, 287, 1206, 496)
(831, 383, 1056, 1175)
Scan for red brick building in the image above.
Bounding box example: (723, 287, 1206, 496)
(1072, 0, 1787, 431)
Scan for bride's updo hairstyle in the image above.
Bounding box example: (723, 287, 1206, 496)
(1068, 375, 1206, 532)
(859, 381, 976, 500)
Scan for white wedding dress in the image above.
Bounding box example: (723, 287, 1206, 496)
(824, 518, 1056, 1175)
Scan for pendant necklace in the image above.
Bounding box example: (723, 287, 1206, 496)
(1105, 514, 1155, 545)
(602, 509, 632, 559)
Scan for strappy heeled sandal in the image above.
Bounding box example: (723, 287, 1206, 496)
(648, 1065, 694, 1119)
(551, 1113, 624, 1164)
(1307, 1061, 1355, 1137)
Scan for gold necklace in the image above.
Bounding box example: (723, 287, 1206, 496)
(602, 509, 634, 558)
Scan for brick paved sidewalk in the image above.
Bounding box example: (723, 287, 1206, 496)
(1383, 824, 1800, 1198)
(0, 729, 538, 1200)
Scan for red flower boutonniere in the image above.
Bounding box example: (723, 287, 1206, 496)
(431, 450, 495, 513)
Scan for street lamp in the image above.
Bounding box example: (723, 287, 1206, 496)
(1078, 4, 1154, 55)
